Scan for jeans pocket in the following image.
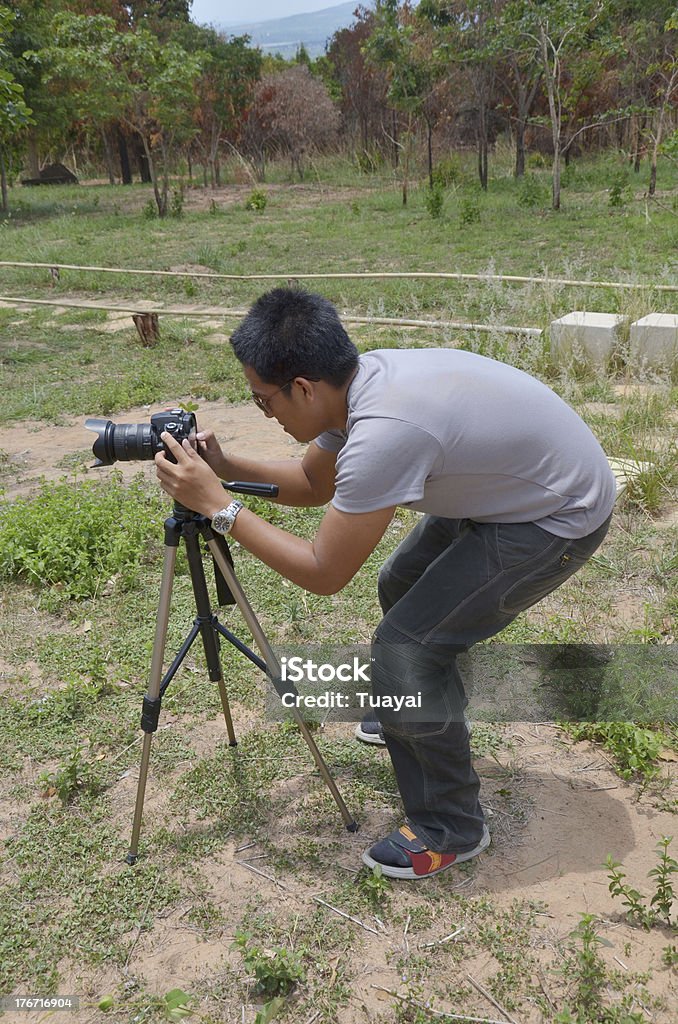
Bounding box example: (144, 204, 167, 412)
(498, 543, 587, 616)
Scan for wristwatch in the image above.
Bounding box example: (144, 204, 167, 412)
(211, 500, 244, 535)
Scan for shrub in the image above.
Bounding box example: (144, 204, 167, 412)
(517, 173, 547, 209)
(459, 189, 481, 225)
(0, 475, 166, 598)
(423, 181, 445, 219)
(245, 189, 268, 212)
(432, 155, 463, 188)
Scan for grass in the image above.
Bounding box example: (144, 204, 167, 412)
(0, 152, 676, 1023)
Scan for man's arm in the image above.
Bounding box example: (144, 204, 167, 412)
(229, 502, 395, 595)
(155, 434, 395, 595)
(198, 432, 337, 507)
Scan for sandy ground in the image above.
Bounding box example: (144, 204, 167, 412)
(1, 400, 306, 502)
(1, 365, 676, 1022)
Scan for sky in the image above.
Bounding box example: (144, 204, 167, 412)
(189, 0, 337, 27)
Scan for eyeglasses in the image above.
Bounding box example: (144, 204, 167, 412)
(250, 377, 320, 415)
(250, 379, 295, 415)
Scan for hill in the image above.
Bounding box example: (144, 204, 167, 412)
(219, 2, 369, 58)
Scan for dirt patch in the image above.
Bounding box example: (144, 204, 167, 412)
(1, 400, 305, 501)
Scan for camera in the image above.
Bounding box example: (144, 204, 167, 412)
(85, 409, 197, 466)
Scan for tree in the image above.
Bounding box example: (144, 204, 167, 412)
(0, 5, 34, 213)
(38, 12, 202, 215)
(325, 9, 390, 158)
(505, 0, 612, 210)
(491, 0, 543, 176)
(245, 65, 340, 181)
(173, 22, 262, 187)
(418, 0, 501, 191)
(646, 7, 678, 194)
(365, 0, 443, 201)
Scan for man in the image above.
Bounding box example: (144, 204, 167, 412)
(155, 287, 616, 881)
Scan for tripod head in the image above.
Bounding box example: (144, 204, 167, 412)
(167, 480, 279, 605)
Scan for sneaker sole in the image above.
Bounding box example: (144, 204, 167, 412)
(361, 824, 490, 880)
(354, 723, 386, 746)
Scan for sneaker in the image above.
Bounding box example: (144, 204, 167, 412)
(354, 713, 472, 746)
(354, 711, 386, 745)
(362, 822, 490, 880)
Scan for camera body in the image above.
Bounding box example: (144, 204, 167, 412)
(85, 409, 197, 466)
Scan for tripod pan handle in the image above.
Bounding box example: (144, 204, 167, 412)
(224, 480, 279, 498)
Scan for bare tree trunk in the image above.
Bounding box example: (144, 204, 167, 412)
(118, 129, 132, 184)
(540, 24, 562, 211)
(633, 114, 646, 173)
(515, 117, 526, 177)
(0, 148, 8, 215)
(648, 67, 677, 197)
(101, 128, 116, 185)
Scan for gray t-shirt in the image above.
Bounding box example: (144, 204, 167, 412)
(315, 349, 617, 539)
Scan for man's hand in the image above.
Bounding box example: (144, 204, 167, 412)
(195, 429, 228, 477)
(155, 431, 230, 517)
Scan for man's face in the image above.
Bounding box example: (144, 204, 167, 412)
(243, 366, 323, 443)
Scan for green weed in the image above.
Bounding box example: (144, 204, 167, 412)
(0, 475, 166, 598)
(233, 930, 305, 998)
(38, 746, 104, 805)
(564, 722, 665, 781)
(606, 836, 677, 929)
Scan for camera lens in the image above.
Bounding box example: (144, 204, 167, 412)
(85, 418, 157, 466)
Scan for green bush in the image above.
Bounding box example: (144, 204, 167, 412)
(517, 173, 547, 208)
(432, 155, 463, 188)
(423, 181, 445, 219)
(459, 189, 482, 225)
(245, 189, 268, 212)
(0, 475, 166, 598)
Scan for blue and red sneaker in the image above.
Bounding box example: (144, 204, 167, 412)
(362, 822, 490, 880)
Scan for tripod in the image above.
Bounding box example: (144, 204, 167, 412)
(126, 494, 358, 864)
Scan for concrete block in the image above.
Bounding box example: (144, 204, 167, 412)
(550, 311, 625, 367)
(630, 313, 678, 369)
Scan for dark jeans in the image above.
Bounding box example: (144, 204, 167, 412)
(371, 514, 612, 854)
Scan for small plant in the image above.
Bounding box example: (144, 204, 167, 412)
(606, 836, 676, 929)
(517, 173, 546, 208)
(358, 863, 390, 908)
(564, 722, 663, 780)
(142, 198, 157, 219)
(245, 188, 268, 212)
(39, 747, 103, 805)
(233, 930, 305, 998)
(608, 172, 631, 208)
(458, 190, 481, 225)
(170, 184, 184, 218)
(432, 155, 463, 187)
(661, 944, 678, 967)
(0, 475, 166, 598)
(423, 181, 444, 219)
(555, 914, 614, 1023)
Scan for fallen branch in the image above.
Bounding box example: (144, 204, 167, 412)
(370, 985, 515, 1024)
(466, 974, 519, 1024)
(313, 896, 380, 935)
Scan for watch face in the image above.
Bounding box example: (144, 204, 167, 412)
(212, 509, 232, 534)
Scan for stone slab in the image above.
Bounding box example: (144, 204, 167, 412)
(550, 311, 625, 367)
(630, 313, 678, 369)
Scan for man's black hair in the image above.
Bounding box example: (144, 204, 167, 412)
(230, 287, 359, 387)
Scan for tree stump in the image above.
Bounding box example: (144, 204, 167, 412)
(133, 312, 159, 346)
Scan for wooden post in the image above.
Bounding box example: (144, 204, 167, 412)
(132, 312, 159, 346)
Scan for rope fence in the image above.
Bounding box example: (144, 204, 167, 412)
(1, 260, 677, 291)
(0, 295, 543, 337)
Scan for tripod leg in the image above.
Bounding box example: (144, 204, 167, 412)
(183, 526, 236, 745)
(127, 544, 178, 864)
(206, 538, 358, 832)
